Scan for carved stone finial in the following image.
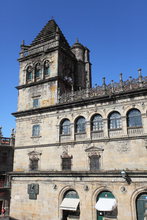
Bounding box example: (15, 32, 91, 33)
(138, 68, 142, 77)
(0, 127, 3, 138)
(21, 40, 25, 46)
(120, 73, 123, 81)
(76, 38, 79, 43)
(102, 77, 106, 85)
(11, 128, 15, 138)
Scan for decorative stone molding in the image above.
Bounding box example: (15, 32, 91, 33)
(28, 150, 42, 161)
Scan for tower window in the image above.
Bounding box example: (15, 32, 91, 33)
(32, 125, 40, 137)
(35, 63, 41, 79)
(44, 60, 50, 76)
(60, 119, 70, 135)
(26, 66, 33, 82)
(127, 109, 142, 128)
(75, 116, 86, 133)
(109, 112, 121, 129)
(91, 114, 103, 131)
(33, 98, 39, 108)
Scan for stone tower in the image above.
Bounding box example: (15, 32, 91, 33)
(17, 19, 91, 112)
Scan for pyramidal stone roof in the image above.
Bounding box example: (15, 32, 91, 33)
(31, 19, 70, 47)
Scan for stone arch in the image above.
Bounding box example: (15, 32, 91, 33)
(58, 186, 80, 220)
(131, 186, 147, 220)
(92, 186, 117, 220)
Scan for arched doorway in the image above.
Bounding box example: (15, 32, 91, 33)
(136, 193, 147, 220)
(95, 191, 117, 220)
(60, 190, 80, 220)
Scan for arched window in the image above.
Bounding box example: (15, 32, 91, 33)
(60, 190, 80, 220)
(109, 112, 121, 129)
(60, 119, 70, 135)
(44, 60, 50, 76)
(75, 117, 86, 133)
(127, 109, 142, 128)
(91, 114, 103, 131)
(35, 63, 41, 79)
(26, 66, 33, 82)
(95, 191, 117, 219)
(136, 193, 147, 220)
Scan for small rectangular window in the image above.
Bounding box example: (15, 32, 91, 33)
(29, 159, 38, 171)
(32, 125, 40, 137)
(62, 158, 72, 170)
(33, 99, 39, 108)
(89, 155, 100, 170)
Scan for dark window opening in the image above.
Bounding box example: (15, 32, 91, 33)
(89, 155, 100, 170)
(62, 158, 72, 170)
(75, 117, 86, 133)
(127, 109, 142, 128)
(109, 112, 121, 129)
(29, 159, 38, 171)
(91, 114, 103, 131)
(32, 125, 40, 137)
(60, 119, 70, 135)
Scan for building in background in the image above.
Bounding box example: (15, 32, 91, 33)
(10, 19, 147, 220)
(0, 128, 14, 216)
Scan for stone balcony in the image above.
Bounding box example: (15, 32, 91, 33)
(58, 71, 147, 104)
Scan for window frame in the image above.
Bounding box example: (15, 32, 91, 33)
(44, 60, 50, 77)
(127, 109, 142, 128)
(75, 116, 86, 134)
(34, 63, 41, 79)
(89, 154, 100, 171)
(62, 157, 72, 171)
(91, 114, 103, 132)
(26, 66, 33, 82)
(32, 125, 40, 137)
(108, 111, 122, 130)
(60, 119, 71, 135)
(33, 98, 39, 108)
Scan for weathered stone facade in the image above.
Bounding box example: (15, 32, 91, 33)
(0, 128, 15, 217)
(10, 19, 147, 220)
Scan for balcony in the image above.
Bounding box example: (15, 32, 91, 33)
(128, 127, 143, 136)
(0, 137, 14, 146)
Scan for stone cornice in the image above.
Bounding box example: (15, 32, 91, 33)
(16, 76, 58, 90)
(9, 170, 147, 178)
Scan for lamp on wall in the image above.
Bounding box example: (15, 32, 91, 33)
(121, 170, 131, 184)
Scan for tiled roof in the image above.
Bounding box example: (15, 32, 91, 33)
(31, 19, 69, 47)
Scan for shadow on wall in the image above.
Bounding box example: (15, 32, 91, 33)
(0, 217, 19, 220)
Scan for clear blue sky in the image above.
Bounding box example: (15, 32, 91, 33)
(0, 0, 147, 136)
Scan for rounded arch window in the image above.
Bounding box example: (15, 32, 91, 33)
(64, 190, 79, 199)
(35, 63, 41, 79)
(44, 60, 50, 76)
(75, 116, 86, 133)
(108, 111, 121, 129)
(127, 108, 142, 128)
(26, 66, 33, 82)
(60, 190, 80, 220)
(95, 191, 117, 219)
(60, 119, 70, 135)
(91, 114, 103, 131)
(136, 193, 147, 220)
